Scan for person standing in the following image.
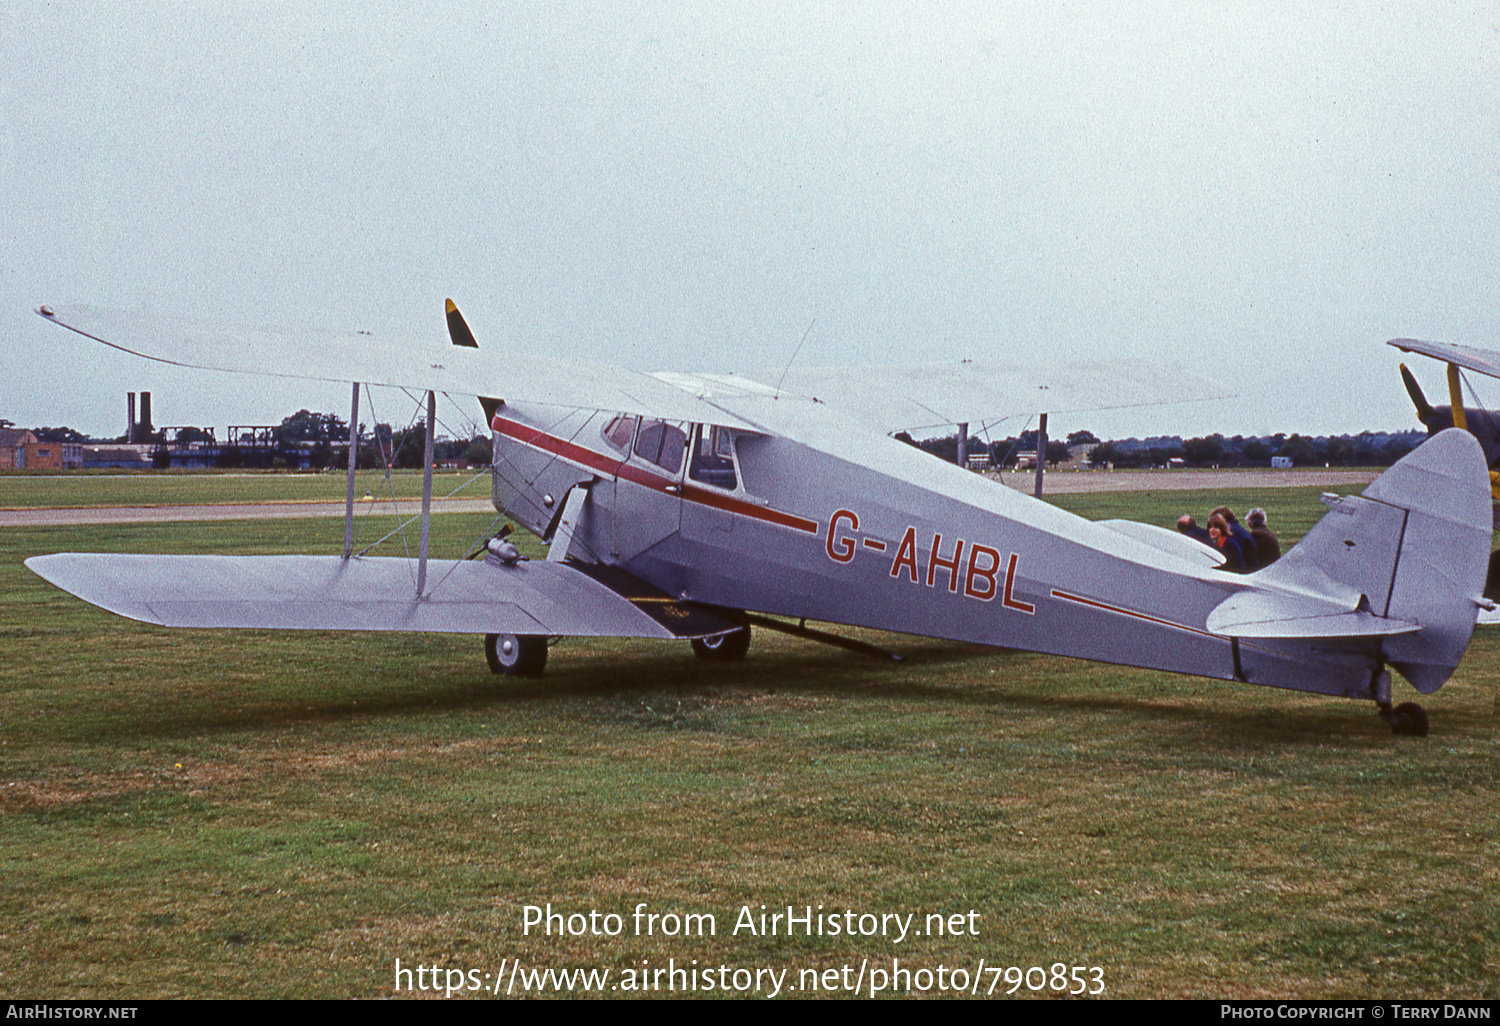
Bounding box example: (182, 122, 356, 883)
(1208, 513, 1249, 572)
(1211, 506, 1260, 571)
(1246, 508, 1281, 566)
(1176, 514, 1213, 546)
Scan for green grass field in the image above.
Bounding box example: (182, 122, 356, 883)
(0, 482, 1493, 999)
(0, 469, 487, 509)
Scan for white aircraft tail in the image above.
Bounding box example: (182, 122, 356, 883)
(1255, 429, 1491, 693)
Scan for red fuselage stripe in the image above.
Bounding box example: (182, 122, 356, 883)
(1050, 587, 1215, 638)
(493, 417, 623, 477)
(493, 415, 819, 536)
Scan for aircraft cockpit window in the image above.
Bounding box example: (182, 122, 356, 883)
(633, 419, 686, 474)
(602, 414, 637, 454)
(689, 425, 738, 491)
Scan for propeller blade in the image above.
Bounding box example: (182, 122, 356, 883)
(1400, 364, 1434, 424)
(446, 298, 479, 348)
(445, 300, 503, 422)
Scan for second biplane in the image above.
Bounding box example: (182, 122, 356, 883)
(24, 305, 1496, 737)
(1390, 337, 1500, 619)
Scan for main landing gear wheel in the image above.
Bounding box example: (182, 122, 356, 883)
(691, 625, 751, 661)
(1379, 701, 1429, 737)
(486, 633, 548, 677)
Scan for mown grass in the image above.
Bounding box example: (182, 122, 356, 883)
(0, 482, 1493, 999)
(0, 468, 486, 509)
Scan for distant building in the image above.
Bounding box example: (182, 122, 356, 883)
(31, 440, 84, 469)
(0, 428, 84, 470)
(83, 445, 155, 470)
(0, 428, 36, 468)
(1271, 456, 1293, 469)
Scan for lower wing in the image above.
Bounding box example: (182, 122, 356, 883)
(25, 553, 737, 639)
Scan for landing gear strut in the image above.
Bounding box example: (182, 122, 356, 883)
(1369, 668, 1429, 737)
(486, 633, 548, 677)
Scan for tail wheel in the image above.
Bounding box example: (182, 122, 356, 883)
(486, 633, 548, 677)
(1387, 701, 1429, 737)
(691, 625, 751, 661)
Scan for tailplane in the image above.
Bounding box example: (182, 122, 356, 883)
(1257, 429, 1491, 693)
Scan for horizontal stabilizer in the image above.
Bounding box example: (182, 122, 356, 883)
(25, 553, 739, 639)
(1207, 591, 1421, 639)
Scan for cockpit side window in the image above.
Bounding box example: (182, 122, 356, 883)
(689, 425, 738, 491)
(602, 414, 637, 454)
(633, 419, 686, 474)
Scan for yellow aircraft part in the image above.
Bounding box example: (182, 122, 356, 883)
(1448, 362, 1467, 431)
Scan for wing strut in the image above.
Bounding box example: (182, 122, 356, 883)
(1447, 362, 1469, 431)
(1034, 412, 1049, 497)
(417, 390, 436, 596)
(343, 382, 360, 559)
(547, 485, 591, 563)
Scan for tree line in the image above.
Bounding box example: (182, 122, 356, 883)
(26, 411, 1427, 471)
(902, 428, 1429, 469)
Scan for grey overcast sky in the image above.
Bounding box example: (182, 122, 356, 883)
(3, 1, 1498, 443)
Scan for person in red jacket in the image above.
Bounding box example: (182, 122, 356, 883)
(1211, 506, 1260, 570)
(1207, 513, 1250, 572)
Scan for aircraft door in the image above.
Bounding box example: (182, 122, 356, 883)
(680, 425, 740, 540)
(611, 418, 687, 561)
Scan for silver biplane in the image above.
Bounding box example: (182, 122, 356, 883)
(25, 305, 1497, 737)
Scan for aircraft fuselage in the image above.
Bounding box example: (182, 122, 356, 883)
(489, 402, 1412, 701)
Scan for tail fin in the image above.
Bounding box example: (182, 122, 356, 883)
(1258, 429, 1491, 693)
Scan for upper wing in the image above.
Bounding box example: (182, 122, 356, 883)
(25, 552, 739, 639)
(35, 305, 760, 429)
(1388, 338, 1500, 380)
(40, 304, 1229, 436)
(738, 360, 1231, 434)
